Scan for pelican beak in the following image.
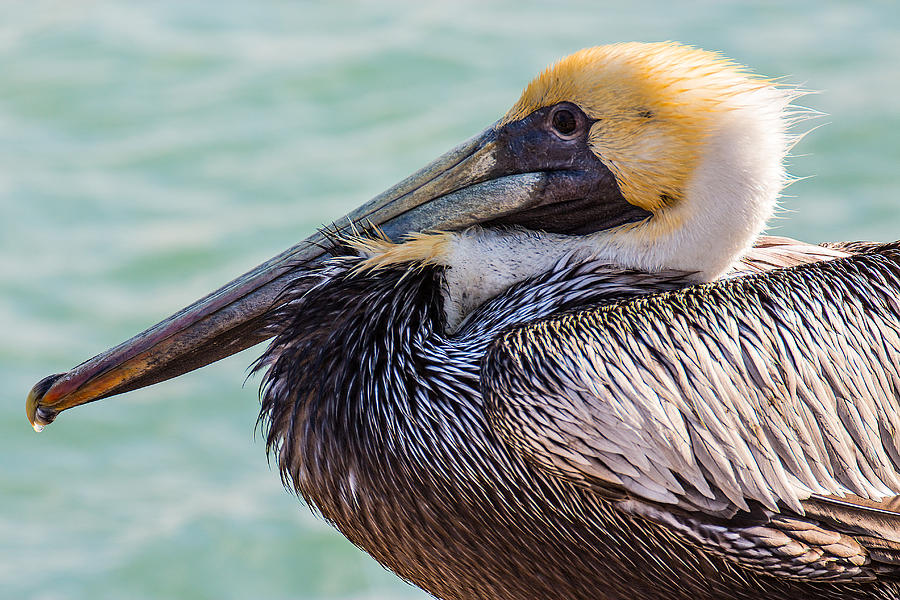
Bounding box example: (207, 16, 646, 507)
(27, 108, 648, 431)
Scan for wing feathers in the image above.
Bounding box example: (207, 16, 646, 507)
(484, 248, 900, 521)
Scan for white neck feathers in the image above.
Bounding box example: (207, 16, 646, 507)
(600, 85, 798, 280)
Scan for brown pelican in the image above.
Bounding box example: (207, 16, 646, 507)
(25, 42, 900, 600)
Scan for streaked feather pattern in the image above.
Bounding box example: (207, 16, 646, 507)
(484, 243, 900, 580)
(258, 237, 900, 599)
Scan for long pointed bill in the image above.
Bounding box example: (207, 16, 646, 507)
(27, 106, 647, 431)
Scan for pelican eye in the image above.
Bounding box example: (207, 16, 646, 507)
(550, 107, 579, 138)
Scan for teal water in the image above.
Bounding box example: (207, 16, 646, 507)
(3, 2, 900, 599)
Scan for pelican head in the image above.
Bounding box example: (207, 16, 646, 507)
(507, 42, 795, 277)
(27, 42, 800, 427)
(356, 42, 799, 328)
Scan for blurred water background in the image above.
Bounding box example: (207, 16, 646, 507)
(3, 1, 900, 599)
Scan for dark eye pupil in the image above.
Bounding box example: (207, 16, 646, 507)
(552, 109, 577, 135)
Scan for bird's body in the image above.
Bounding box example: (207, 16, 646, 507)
(256, 239, 900, 600)
(27, 43, 900, 600)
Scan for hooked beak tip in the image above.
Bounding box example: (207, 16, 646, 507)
(26, 373, 64, 432)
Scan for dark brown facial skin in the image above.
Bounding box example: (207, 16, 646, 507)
(484, 102, 651, 234)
